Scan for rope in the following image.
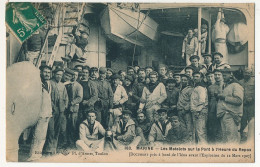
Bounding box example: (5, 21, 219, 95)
(126, 10, 150, 38)
(131, 4, 140, 66)
(132, 42, 137, 66)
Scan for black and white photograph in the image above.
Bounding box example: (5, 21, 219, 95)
(4, 2, 256, 163)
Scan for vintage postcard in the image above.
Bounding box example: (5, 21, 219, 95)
(5, 2, 255, 163)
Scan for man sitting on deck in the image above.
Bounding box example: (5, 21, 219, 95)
(76, 110, 106, 151)
(148, 108, 171, 146)
(111, 110, 141, 149)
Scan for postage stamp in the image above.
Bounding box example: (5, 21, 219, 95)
(5, 2, 46, 43)
(5, 2, 256, 164)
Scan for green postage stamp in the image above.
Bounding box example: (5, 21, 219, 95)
(5, 2, 46, 43)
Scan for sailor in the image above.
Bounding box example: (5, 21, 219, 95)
(177, 74, 194, 141)
(112, 110, 141, 148)
(207, 69, 224, 143)
(74, 64, 84, 81)
(95, 67, 114, 129)
(212, 52, 231, 70)
(65, 70, 83, 147)
(206, 71, 216, 87)
(202, 53, 214, 72)
(173, 73, 182, 90)
(145, 66, 154, 78)
(27, 64, 52, 161)
(190, 71, 208, 144)
(200, 24, 208, 54)
(108, 74, 128, 128)
(239, 68, 255, 142)
(76, 110, 106, 151)
(184, 55, 207, 75)
(217, 68, 243, 143)
(184, 66, 194, 80)
(123, 75, 136, 116)
(74, 64, 83, 72)
(132, 68, 146, 103)
(127, 66, 136, 82)
(166, 113, 190, 144)
(44, 66, 69, 155)
(182, 28, 198, 65)
(135, 112, 151, 145)
(158, 64, 168, 85)
(148, 108, 171, 146)
(106, 68, 114, 83)
(79, 66, 98, 122)
(162, 79, 179, 110)
(138, 71, 167, 123)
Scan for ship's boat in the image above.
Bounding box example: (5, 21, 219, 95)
(100, 5, 158, 46)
